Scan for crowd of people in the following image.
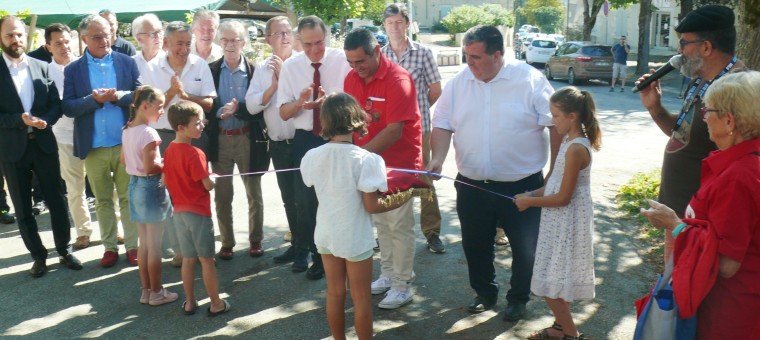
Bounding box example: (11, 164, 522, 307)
(0, 3, 757, 339)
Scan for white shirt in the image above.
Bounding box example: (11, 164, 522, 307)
(132, 50, 166, 88)
(4, 53, 34, 113)
(432, 60, 554, 181)
(50, 57, 77, 145)
(245, 54, 298, 141)
(190, 41, 223, 64)
(277, 47, 351, 131)
(150, 54, 217, 130)
(301, 143, 387, 258)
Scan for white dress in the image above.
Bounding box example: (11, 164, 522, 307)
(530, 137, 595, 302)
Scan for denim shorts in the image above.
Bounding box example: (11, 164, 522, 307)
(174, 211, 215, 258)
(128, 175, 172, 224)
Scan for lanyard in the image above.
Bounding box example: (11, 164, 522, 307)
(673, 56, 737, 132)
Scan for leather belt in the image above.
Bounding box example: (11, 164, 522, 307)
(219, 125, 249, 136)
(273, 139, 293, 144)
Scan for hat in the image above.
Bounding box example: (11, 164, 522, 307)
(675, 5, 735, 33)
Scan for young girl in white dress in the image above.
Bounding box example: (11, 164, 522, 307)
(300, 92, 402, 340)
(514, 86, 601, 340)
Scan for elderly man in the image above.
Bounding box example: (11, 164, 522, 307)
(45, 23, 93, 250)
(191, 10, 223, 63)
(99, 9, 136, 56)
(381, 3, 445, 253)
(63, 14, 141, 268)
(245, 16, 297, 247)
(637, 5, 745, 261)
(277, 15, 351, 279)
(0, 15, 82, 277)
(208, 19, 269, 259)
(344, 28, 423, 310)
(132, 14, 165, 83)
(427, 26, 560, 321)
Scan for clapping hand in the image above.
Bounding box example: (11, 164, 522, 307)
(221, 98, 238, 120)
(92, 88, 117, 104)
(22, 112, 47, 129)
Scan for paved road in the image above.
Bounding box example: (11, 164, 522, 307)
(0, 44, 685, 339)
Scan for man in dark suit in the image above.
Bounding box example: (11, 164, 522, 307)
(0, 15, 82, 277)
(208, 20, 269, 259)
(62, 14, 141, 268)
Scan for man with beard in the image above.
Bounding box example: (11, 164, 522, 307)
(0, 16, 82, 277)
(637, 5, 745, 261)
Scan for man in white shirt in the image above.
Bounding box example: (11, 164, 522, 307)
(46, 23, 93, 250)
(152, 21, 217, 266)
(380, 3, 445, 254)
(132, 14, 165, 86)
(190, 10, 223, 63)
(427, 25, 561, 321)
(245, 16, 298, 249)
(277, 15, 351, 280)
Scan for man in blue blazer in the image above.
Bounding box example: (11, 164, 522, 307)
(0, 15, 82, 277)
(62, 14, 141, 268)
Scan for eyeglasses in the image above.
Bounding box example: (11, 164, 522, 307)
(268, 31, 292, 38)
(679, 39, 705, 48)
(88, 34, 112, 42)
(220, 38, 244, 45)
(137, 30, 163, 39)
(700, 106, 721, 117)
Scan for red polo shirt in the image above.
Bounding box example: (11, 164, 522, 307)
(685, 138, 760, 339)
(345, 54, 422, 170)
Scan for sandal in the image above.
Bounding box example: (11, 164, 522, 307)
(562, 332, 588, 340)
(207, 299, 231, 317)
(495, 228, 508, 246)
(182, 300, 197, 315)
(527, 322, 563, 340)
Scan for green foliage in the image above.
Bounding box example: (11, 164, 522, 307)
(616, 169, 663, 240)
(532, 6, 563, 33)
(523, 0, 563, 24)
(566, 25, 584, 40)
(440, 4, 514, 36)
(432, 21, 448, 33)
(1, 9, 30, 20)
(271, 0, 384, 23)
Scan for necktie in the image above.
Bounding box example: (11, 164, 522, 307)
(311, 62, 322, 137)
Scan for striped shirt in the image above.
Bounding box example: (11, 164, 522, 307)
(381, 40, 441, 133)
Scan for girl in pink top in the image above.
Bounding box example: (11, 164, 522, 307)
(121, 86, 176, 306)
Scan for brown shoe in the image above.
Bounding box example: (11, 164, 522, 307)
(217, 247, 233, 260)
(126, 249, 138, 266)
(249, 242, 264, 257)
(171, 255, 183, 267)
(73, 236, 91, 250)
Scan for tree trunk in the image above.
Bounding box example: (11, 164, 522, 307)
(678, 0, 693, 21)
(636, 0, 653, 74)
(581, 0, 604, 41)
(736, 19, 760, 70)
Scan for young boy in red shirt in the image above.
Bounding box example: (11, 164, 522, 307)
(163, 101, 230, 316)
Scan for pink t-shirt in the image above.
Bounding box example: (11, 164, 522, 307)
(122, 124, 162, 176)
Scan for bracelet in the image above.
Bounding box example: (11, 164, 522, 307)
(672, 223, 687, 238)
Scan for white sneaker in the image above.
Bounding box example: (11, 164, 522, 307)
(371, 276, 392, 295)
(378, 289, 413, 310)
(149, 288, 178, 306)
(140, 288, 150, 304)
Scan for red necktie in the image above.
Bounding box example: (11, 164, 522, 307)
(311, 62, 322, 137)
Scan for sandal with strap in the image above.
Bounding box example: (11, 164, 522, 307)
(562, 332, 588, 340)
(527, 322, 563, 340)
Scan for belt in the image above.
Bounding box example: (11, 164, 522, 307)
(219, 125, 249, 136)
(272, 139, 294, 144)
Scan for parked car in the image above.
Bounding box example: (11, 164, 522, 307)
(525, 38, 559, 64)
(544, 41, 614, 85)
(548, 34, 565, 44)
(360, 25, 387, 46)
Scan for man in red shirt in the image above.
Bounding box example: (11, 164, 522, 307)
(344, 28, 422, 310)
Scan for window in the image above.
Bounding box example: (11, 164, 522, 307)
(564, 44, 580, 55)
(581, 46, 613, 56)
(532, 40, 557, 48)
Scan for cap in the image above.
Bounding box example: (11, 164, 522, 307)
(675, 5, 734, 33)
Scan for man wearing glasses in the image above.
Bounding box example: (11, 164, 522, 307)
(62, 14, 141, 268)
(609, 35, 630, 92)
(132, 14, 165, 87)
(277, 15, 351, 280)
(245, 16, 298, 251)
(207, 20, 269, 260)
(637, 5, 746, 261)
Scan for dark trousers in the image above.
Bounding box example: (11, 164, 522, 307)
(0, 168, 10, 212)
(1, 139, 71, 261)
(455, 172, 543, 305)
(270, 139, 297, 233)
(292, 129, 326, 254)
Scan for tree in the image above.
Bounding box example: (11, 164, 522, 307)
(523, 0, 563, 24)
(441, 4, 514, 37)
(532, 6, 564, 33)
(270, 0, 385, 24)
(636, 0, 654, 74)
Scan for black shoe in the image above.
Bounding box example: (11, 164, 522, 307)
(306, 255, 324, 280)
(467, 296, 496, 313)
(502, 303, 527, 321)
(31, 201, 47, 215)
(59, 254, 83, 270)
(373, 238, 380, 251)
(427, 235, 446, 254)
(274, 246, 296, 264)
(30, 259, 47, 278)
(0, 210, 15, 224)
(291, 249, 309, 272)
